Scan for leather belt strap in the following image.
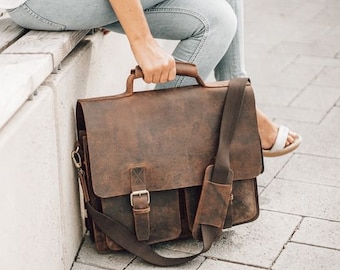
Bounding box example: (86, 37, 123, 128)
(130, 167, 150, 241)
(77, 77, 249, 266)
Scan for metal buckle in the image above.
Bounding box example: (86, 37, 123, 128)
(71, 146, 82, 169)
(130, 190, 150, 207)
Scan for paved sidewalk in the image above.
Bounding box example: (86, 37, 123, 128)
(72, 0, 340, 269)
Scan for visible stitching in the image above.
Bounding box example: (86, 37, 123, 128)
(23, 4, 65, 30)
(9, 3, 66, 31)
(132, 167, 146, 187)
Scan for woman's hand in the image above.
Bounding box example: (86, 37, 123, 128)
(108, 0, 176, 84)
(130, 37, 176, 84)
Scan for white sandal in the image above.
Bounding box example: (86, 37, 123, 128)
(262, 125, 302, 157)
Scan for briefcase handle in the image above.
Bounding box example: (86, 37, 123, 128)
(126, 62, 207, 94)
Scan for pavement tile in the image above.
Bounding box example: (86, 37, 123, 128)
(245, 18, 293, 51)
(295, 122, 339, 158)
(277, 154, 340, 187)
(278, 60, 325, 89)
(324, 0, 340, 8)
(260, 179, 340, 221)
(204, 211, 301, 268)
(247, 54, 322, 90)
(313, 3, 340, 24)
(295, 55, 340, 68)
(291, 85, 340, 111)
(281, 21, 330, 44)
(257, 154, 292, 188)
(252, 85, 300, 106)
(257, 104, 325, 123)
(297, 107, 340, 158)
(271, 19, 340, 58)
(291, 217, 340, 250)
(72, 262, 106, 270)
(198, 259, 266, 270)
(126, 253, 205, 270)
(245, 52, 297, 85)
(154, 238, 203, 257)
(160, 211, 301, 268)
(245, 0, 295, 13)
(311, 66, 340, 87)
(75, 235, 135, 270)
(272, 40, 339, 58)
(254, 110, 338, 160)
(290, 2, 327, 22)
(272, 242, 340, 270)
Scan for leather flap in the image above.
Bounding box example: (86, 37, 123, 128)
(76, 82, 263, 198)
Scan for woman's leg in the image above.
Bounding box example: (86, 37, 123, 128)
(215, 0, 247, 80)
(7, 0, 114, 31)
(106, 0, 237, 88)
(8, 0, 237, 87)
(7, 0, 300, 153)
(6, 0, 167, 31)
(215, 0, 300, 151)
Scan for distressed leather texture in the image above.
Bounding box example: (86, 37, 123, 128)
(75, 63, 263, 253)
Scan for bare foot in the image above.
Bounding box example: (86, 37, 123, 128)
(256, 109, 299, 150)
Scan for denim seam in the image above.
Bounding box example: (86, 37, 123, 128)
(11, 3, 66, 31)
(145, 7, 210, 87)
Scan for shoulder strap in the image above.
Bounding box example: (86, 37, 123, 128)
(192, 77, 247, 242)
(75, 78, 249, 266)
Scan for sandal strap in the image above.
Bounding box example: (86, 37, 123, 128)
(271, 125, 289, 151)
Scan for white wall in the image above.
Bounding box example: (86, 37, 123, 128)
(0, 38, 92, 270)
(0, 30, 182, 270)
(0, 86, 64, 270)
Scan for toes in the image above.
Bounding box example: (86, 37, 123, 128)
(286, 131, 298, 146)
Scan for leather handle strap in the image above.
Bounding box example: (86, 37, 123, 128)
(77, 77, 249, 266)
(126, 62, 207, 94)
(133, 62, 199, 80)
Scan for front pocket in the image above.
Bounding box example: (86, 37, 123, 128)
(102, 189, 182, 250)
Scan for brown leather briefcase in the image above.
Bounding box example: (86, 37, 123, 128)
(72, 62, 264, 266)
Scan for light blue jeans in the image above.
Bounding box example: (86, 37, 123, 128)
(8, 0, 247, 88)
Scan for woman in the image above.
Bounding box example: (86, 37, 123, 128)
(1, 0, 301, 156)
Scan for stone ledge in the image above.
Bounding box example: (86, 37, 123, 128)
(0, 14, 90, 129)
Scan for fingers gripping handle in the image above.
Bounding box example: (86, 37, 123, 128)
(126, 62, 206, 94)
(133, 62, 199, 79)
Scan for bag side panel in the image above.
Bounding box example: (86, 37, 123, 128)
(229, 85, 264, 179)
(230, 178, 259, 226)
(81, 133, 110, 252)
